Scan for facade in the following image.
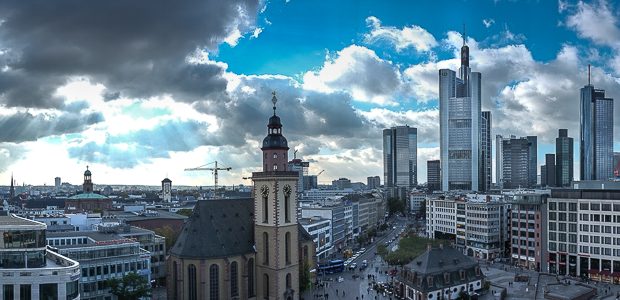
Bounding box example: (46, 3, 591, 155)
(527, 136, 538, 188)
(439, 32, 482, 191)
(480, 111, 492, 192)
(55, 177, 61, 188)
(301, 206, 346, 251)
(426, 195, 507, 260)
(507, 193, 548, 272)
(0, 215, 80, 300)
(288, 159, 309, 193)
(545, 154, 556, 187)
(580, 83, 614, 181)
(367, 176, 381, 190)
(547, 189, 620, 282)
(541, 165, 547, 186)
(383, 125, 418, 197)
(555, 129, 574, 187)
(410, 190, 426, 213)
(166, 95, 315, 300)
(300, 217, 332, 260)
(427, 160, 440, 192)
(332, 178, 352, 190)
(47, 228, 151, 300)
(394, 243, 485, 300)
(502, 137, 530, 189)
(495, 135, 508, 187)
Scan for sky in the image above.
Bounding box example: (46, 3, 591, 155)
(0, 0, 619, 188)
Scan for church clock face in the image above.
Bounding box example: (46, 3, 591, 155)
(283, 184, 292, 197)
(260, 185, 269, 197)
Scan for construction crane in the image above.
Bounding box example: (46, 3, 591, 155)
(184, 161, 231, 199)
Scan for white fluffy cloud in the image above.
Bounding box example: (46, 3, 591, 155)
(566, 0, 620, 48)
(363, 16, 438, 52)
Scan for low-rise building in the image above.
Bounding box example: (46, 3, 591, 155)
(300, 217, 332, 260)
(0, 215, 80, 300)
(507, 193, 548, 272)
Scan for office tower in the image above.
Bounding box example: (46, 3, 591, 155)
(367, 176, 381, 190)
(495, 135, 509, 187)
(555, 129, 574, 187)
(383, 125, 417, 197)
(480, 111, 492, 192)
(545, 154, 556, 187)
(541, 165, 546, 186)
(502, 137, 530, 189)
(580, 69, 614, 180)
(427, 160, 440, 191)
(439, 26, 482, 191)
(526, 136, 537, 188)
(614, 152, 620, 180)
(55, 177, 61, 188)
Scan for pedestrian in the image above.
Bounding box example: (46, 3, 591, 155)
(343, 291, 345, 297)
(336, 289, 338, 295)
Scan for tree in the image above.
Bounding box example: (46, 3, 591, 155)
(387, 196, 405, 215)
(175, 208, 193, 217)
(299, 258, 312, 292)
(419, 199, 426, 218)
(92, 207, 103, 214)
(155, 225, 181, 250)
(106, 270, 152, 300)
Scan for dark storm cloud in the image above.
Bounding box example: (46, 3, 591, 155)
(0, 111, 104, 143)
(0, 0, 261, 108)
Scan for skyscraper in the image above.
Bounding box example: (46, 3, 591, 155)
(495, 135, 509, 187)
(439, 26, 482, 191)
(580, 70, 614, 180)
(383, 125, 417, 198)
(545, 154, 556, 187)
(502, 137, 530, 189)
(367, 176, 381, 190)
(526, 136, 537, 188)
(480, 111, 492, 192)
(555, 129, 574, 187)
(427, 160, 440, 191)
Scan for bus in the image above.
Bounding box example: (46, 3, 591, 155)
(317, 260, 345, 275)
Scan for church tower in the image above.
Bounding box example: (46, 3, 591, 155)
(83, 166, 93, 193)
(253, 93, 300, 300)
(161, 177, 172, 202)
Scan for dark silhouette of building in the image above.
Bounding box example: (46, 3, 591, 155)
(555, 129, 574, 187)
(545, 154, 556, 187)
(427, 160, 440, 191)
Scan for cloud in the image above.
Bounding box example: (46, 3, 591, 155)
(483, 19, 495, 28)
(0, 1, 262, 109)
(302, 45, 404, 105)
(364, 16, 438, 52)
(0, 110, 104, 143)
(565, 0, 620, 48)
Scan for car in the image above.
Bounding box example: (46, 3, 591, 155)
(359, 248, 366, 253)
(349, 263, 357, 269)
(352, 254, 360, 259)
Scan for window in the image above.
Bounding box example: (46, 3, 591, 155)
(231, 262, 238, 297)
(569, 213, 577, 222)
(285, 195, 290, 223)
(248, 259, 255, 297)
(285, 232, 291, 264)
(263, 274, 270, 299)
(286, 273, 292, 289)
(580, 203, 589, 210)
(603, 204, 612, 211)
(19, 284, 31, 300)
(188, 264, 197, 300)
(263, 233, 269, 264)
(559, 213, 566, 221)
(3, 285, 14, 300)
(39, 283, 58, 300)
(591, 203, 600, 211)
(66, 281, 78, 300)
(263, 196, 268, 223)
(209, 264, 219, 300)
(549, 202, 557, 210)
(549, 212, 556, 220)
(569, 203, 577, 211)
(559, 202, 566, 211)
(569, 234, 577, 243)
(273, 153, 277, 158)
(559, 223, 566, 231)
(549, 232, 556, 241)
(273, 164, 278, 170)
(549, 222, 557, 231)
(569, 224, 577, 232)
(569, 244, 577, 254)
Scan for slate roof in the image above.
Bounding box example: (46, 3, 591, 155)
(398, 245, 485, 293)
(169, 198, 256, 259)
(298, 223, 313, 242)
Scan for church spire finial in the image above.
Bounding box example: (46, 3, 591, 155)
(271, 91, 278, 116)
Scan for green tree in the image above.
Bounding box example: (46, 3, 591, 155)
(387, 196, 405, 215)
(92, 207, 103, 214)
(419, 199, 426, 218)
(299, 258, 312, 292)
(155, 225, 181, 251)
(379, 223, 389, 231)
(175, 208, 193, 217)
(106, 270, 152, 300)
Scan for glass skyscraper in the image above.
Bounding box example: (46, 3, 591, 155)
(439, 30, 482, 191)
(383, 125, 417, 197)
(580, 84, 614, 180)
(555, 129, 574, 187)
(480, 111, 492, 192)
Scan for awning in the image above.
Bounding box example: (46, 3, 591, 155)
(599, 270, 611, 276)
(610, 272, 620, 277)
(588, 269, 599, 274)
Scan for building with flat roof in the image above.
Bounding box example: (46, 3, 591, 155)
(580, 80, 614, 181)
(0, 215, 80, 300)
(507, 193, 549, 272)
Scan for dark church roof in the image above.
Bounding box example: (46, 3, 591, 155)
(170, 198, 255, 259)
(170, 197, 314, 260)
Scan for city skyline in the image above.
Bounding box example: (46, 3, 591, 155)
(0, 1, 618, 186)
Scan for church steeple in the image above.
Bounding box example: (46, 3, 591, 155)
(261, 92, 290, 172)
(83, 166, 93, 193)
(9, 173, 14, 198)
(461, 23, 469, 68)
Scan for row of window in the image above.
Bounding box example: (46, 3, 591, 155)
(579, 214, 620, 223)
(549, 222, 577, 232)
(2, 283, 77, 300)
(579, 224, 613, 233)
(47, 238, 88, 246)
(548, 212, 578, 222)
(81, 261, 148, 278)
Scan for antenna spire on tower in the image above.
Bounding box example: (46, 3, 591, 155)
(588, 64, 591, 85)
(463, 23, 466, 46)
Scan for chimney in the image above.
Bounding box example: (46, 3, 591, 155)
(439, 242, 444, 250)
(427, 243, 432, 251)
